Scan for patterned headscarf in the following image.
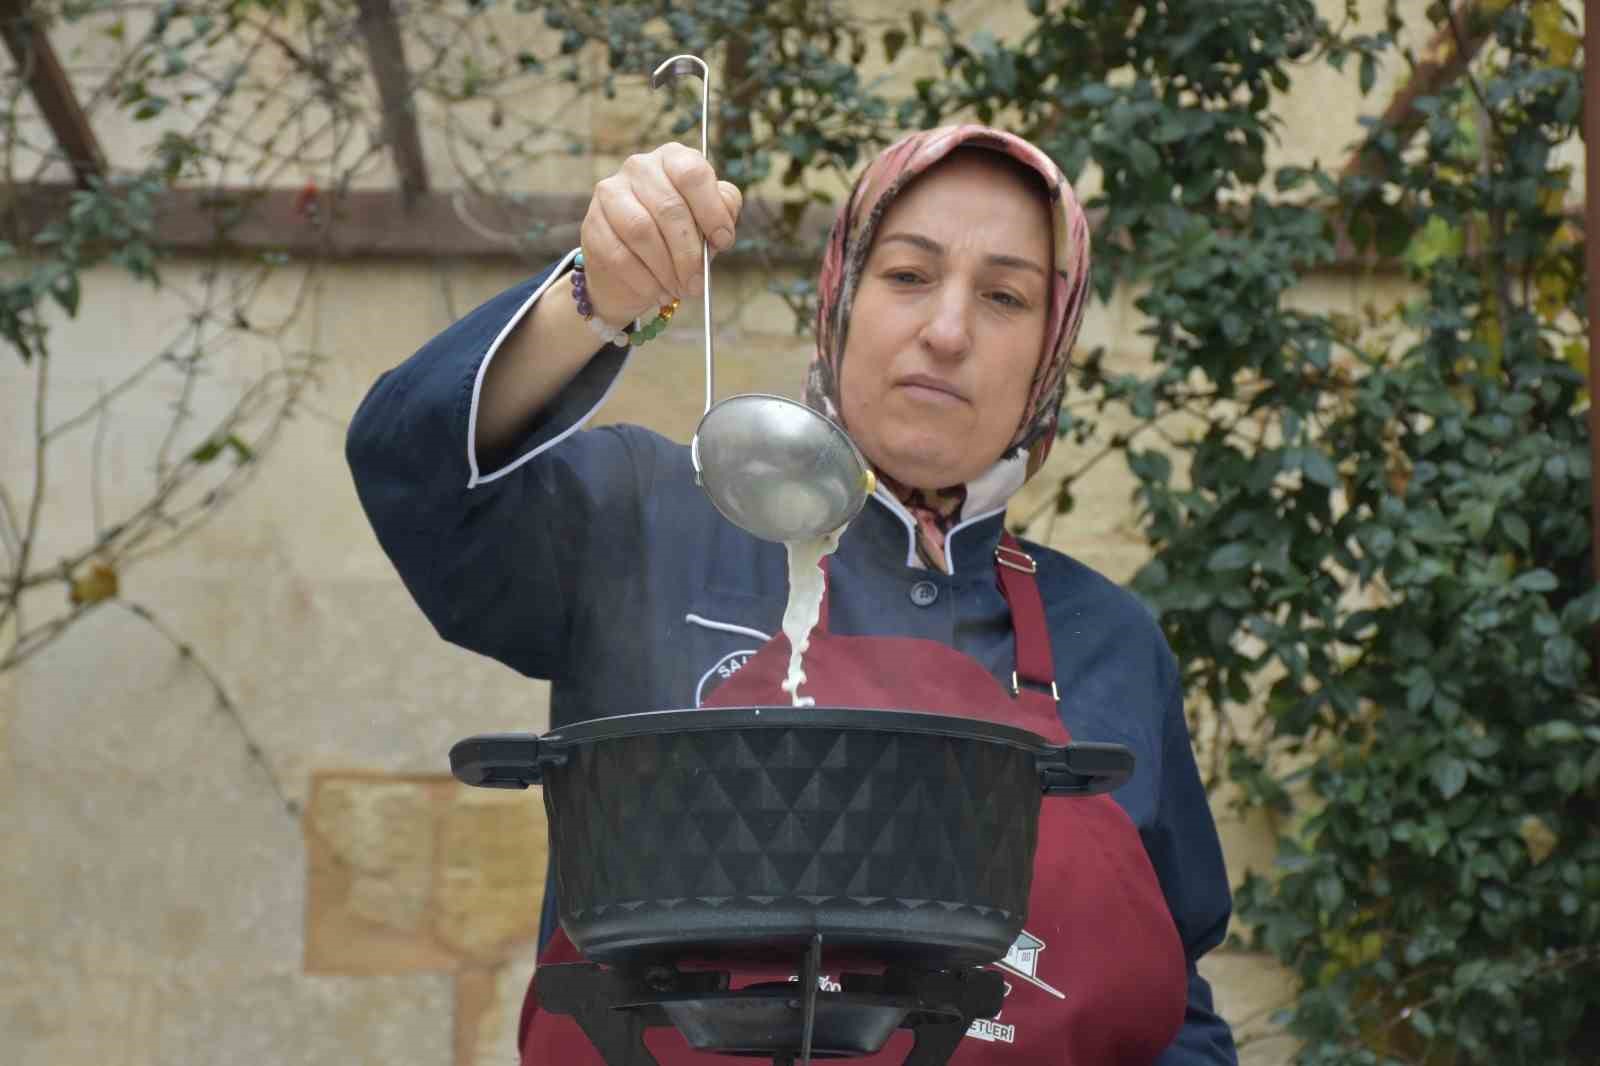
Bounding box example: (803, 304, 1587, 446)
(803, 125, 1092, 572)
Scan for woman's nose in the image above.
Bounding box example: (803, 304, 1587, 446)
(918, 284, 972, 359)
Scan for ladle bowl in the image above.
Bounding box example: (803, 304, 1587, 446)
(653, 54, 873, 543)
(692, 395, 874, 543)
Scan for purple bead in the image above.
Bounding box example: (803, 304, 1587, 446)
(572, 268, 594, 318)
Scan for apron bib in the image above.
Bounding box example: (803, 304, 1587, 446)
(520, 535, 1187, 1065)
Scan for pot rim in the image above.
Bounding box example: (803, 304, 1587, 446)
(541, 706, 1056, 754)
(450, 708, 1135, 795)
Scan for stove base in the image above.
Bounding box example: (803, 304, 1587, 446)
(535, 941, 1005, 1066)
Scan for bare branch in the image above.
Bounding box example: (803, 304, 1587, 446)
(115, 599, 300, 818)
(0, 340, 49, 642)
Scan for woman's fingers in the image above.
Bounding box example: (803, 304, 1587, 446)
(617, 152, 699, 298)
(595, 166, 681, 305)
(580, 144, 746, 322)
(716, 180, 744, 236)
(580, 199, 664, 323)
(661, 144, 741, 258)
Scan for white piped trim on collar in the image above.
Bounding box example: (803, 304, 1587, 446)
(466, 247, 635, 488)
(869, 489, 925, 571)
(867, 450, 1027, 576)
(943, 503, 1010, 570)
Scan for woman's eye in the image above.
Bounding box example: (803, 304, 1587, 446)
(887, 270, 923, 284)
(990, 291, 1025, 308)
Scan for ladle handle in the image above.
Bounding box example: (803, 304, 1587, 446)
(651, 54, 716, 416)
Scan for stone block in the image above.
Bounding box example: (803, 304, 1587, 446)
(467, 941, 544, 1056)
(155, 971, 455, 1066)
(458, 941, 541, 1066)
(0, 959, 161, 1066)
(304, 774, 547, 978)
(1239, 1032, 1302, 1066)
(436, 788, 548, 960)
(310, 778, 437, 933)
(1202, 948, 1298, 1040)
(5, 602, 307, 983)
(306, 774, 457, 975)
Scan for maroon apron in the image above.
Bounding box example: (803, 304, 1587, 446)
(520, 535, 1187, 1064)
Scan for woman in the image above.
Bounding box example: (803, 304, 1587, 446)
(347, 125, 1238, 1065)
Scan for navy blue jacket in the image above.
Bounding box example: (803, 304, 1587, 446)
(346, 262, 1239, 1065)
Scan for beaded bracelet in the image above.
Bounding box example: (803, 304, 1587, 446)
(571, 251, 680, 348)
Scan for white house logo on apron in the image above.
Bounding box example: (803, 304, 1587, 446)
(965, 929, 1066, 1045)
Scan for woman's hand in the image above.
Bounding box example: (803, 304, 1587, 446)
(579, 143, 743, 325)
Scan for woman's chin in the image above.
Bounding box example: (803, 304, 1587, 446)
(868, 445, 985, 493)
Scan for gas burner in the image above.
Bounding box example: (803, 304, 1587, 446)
(536, 936, 1005, 1066)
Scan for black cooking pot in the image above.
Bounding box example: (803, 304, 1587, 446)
(450, 707, 1133, 968)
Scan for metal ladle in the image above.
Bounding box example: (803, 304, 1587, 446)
(651, 54, 875, 544)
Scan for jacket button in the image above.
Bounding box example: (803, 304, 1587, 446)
(908, 580, 939, 607)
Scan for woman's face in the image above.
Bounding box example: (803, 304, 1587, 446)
(839, 152, 1052, 491)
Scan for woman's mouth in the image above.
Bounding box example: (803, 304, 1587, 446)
(895, 374, 967, 403)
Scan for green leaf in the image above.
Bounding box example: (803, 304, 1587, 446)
(1462, 500, 1495, 541)
(1500, 512, 1531, 550)
(1126, 139, 1160, 176)
(50, 273, 81, 316)
(1297, 449, 1339, 488)
(1429, 755, 1469, 800)
(1208, 543, 1255, 572)
(1404, 215, 1465, 271)
(1315, 874, 1345, 913)
(1406, 671, 1437, 712)
(1529, 717, 1580, 742)
(1417, 820, 1450, 857)
(225, 434, 255, 462)
(1513, 569, 1559, 593)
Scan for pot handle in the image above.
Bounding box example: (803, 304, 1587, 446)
(1036, 742, 1135, 796)
(449, 733, 564, 789)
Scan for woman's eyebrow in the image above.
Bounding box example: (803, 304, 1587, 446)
(877, 232, 1046, 277)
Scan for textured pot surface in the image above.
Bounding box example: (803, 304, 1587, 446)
(542, 708, 1048, 966)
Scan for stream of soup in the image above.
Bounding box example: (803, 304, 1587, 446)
(780, 523, 847, 706)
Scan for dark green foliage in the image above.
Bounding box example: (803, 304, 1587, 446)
(935, 2, 1598, 1061)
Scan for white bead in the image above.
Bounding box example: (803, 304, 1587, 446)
(582, 312, 629, 347)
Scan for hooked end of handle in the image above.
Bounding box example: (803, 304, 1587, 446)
(651, 54, 708, 89)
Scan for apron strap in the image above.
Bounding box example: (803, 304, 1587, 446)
(819, 531, 1058, 704)
(996, 531, 1058, 702)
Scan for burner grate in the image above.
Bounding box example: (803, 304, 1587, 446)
(536, 936, 1005, 1066)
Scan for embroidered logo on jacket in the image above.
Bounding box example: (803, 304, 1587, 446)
(695, 649, 756, 706)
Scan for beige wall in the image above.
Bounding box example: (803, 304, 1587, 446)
(2, 0, 1541, 1062)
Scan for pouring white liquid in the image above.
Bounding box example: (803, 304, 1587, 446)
(780, 523, 847, 707)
